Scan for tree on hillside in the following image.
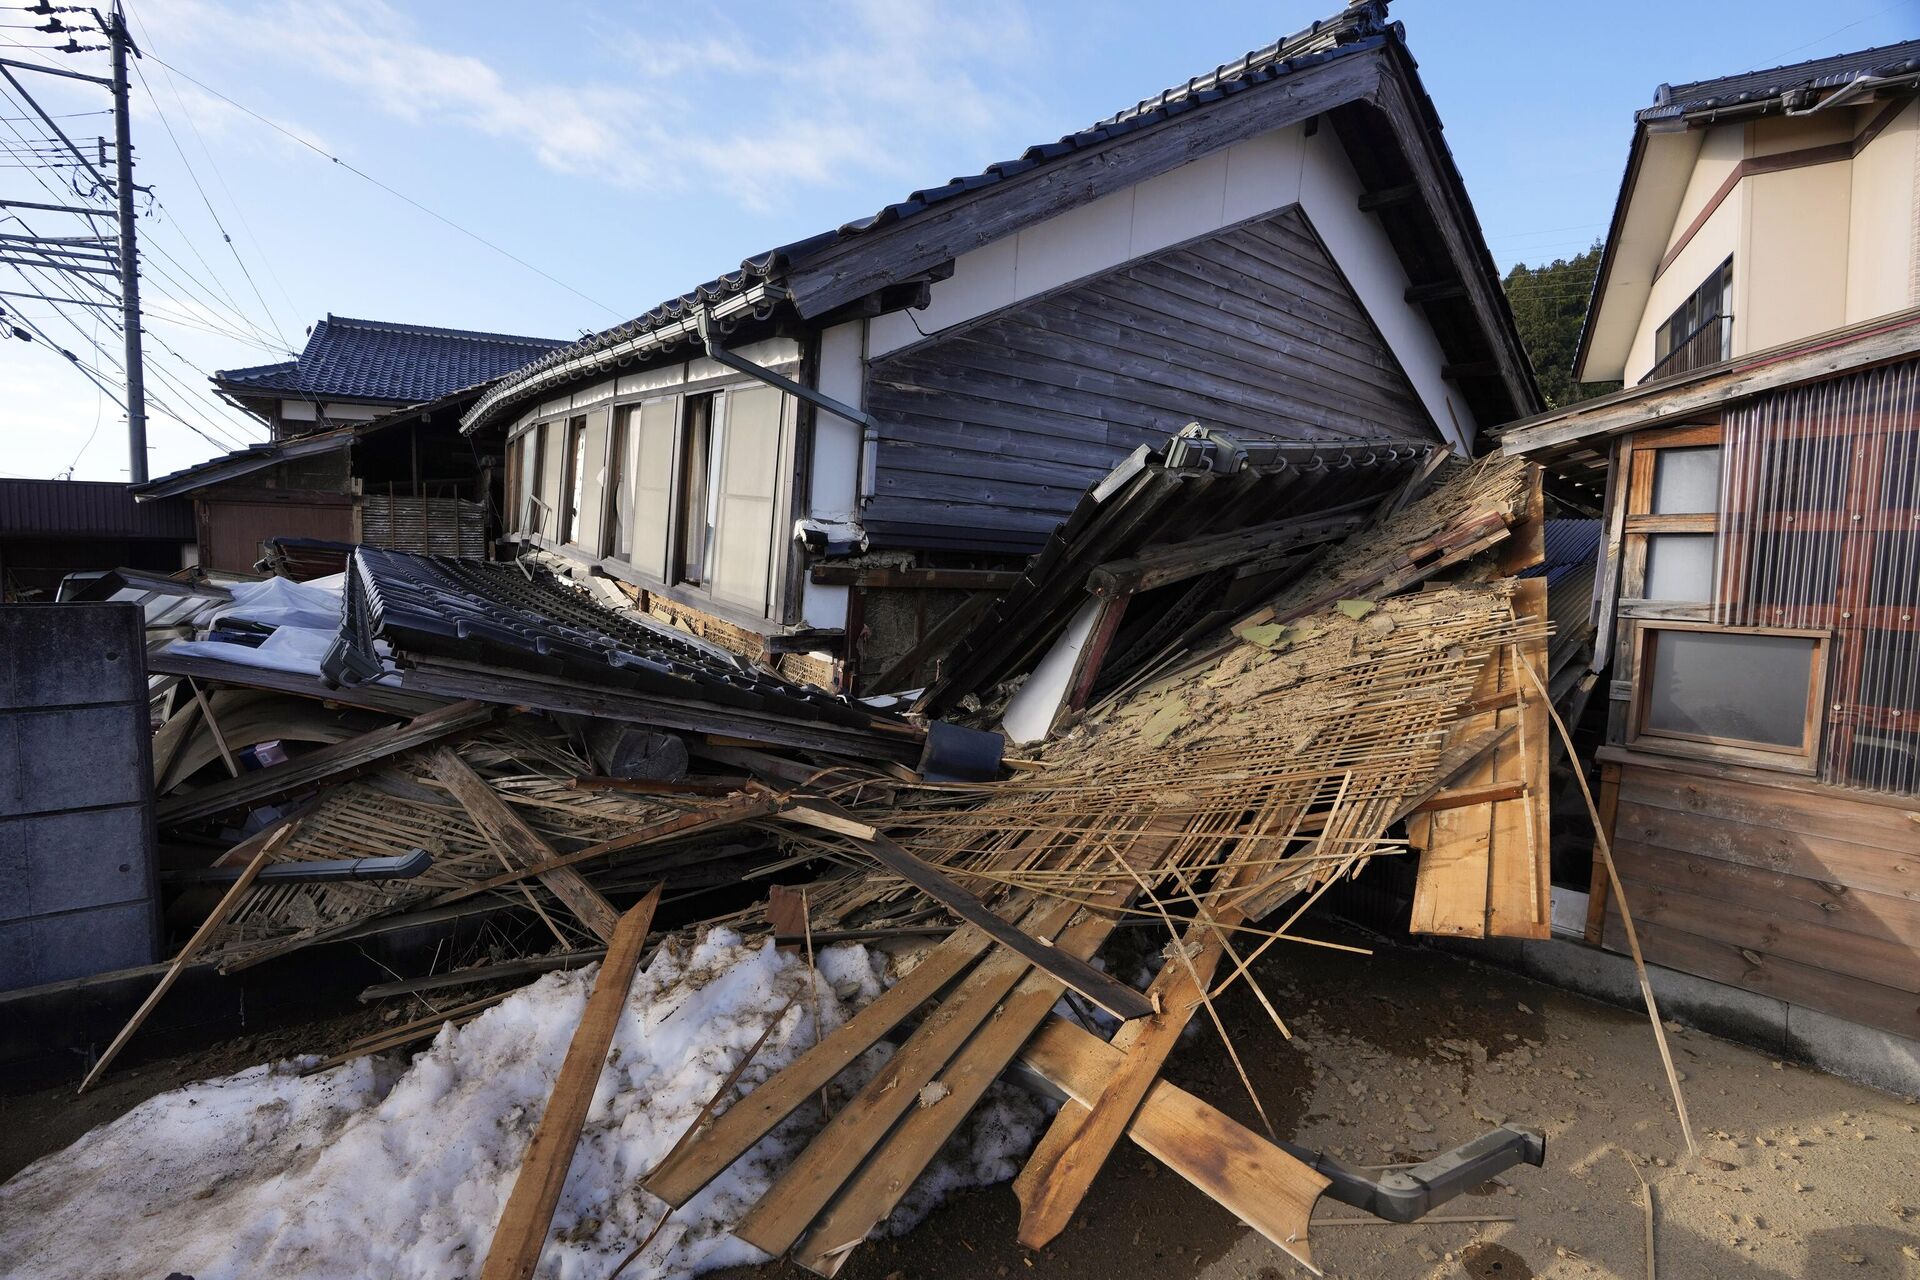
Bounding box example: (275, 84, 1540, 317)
(1503, 241, 1620, 410)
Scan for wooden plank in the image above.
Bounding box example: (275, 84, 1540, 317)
(427, 791, 778, 910)
(1488, 578, 1552, 939)
(1607, 866, 1920, 993)
(731, 898, 1086, 1257)
(642, 921, 1002, 1208)
(1410, 652, 1501, 937)
(1609, 837, 1920, 950)
(78, 823, 295, 1093)
(1586, 762, 1621, 944)
(1016, 1017, 1327, 1273)
(1410, 780, 1528, 813)
(807, 564, 1022, 590)
(426, 746, 622, 944)
(786, 803, 1153, 1021)
(787, 909, 1121, 1274)
(478, 886, 660, 1280)
(1611, 795, 1920, 903)
(157, 699, 494, 827)
(1012, 906, 1238, 1250)
(1606, 913, 1920, 1041)
(1088, 511, 1367, 595)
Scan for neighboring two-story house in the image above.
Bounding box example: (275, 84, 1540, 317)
(1503, 41, 1920, 1068)
(459, 0, 1541, 686)
(137, 316, 567, 572)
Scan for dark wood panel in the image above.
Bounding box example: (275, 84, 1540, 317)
(865, 205, 1432, 536)
(1613, 798, 1920, 903)
(1611, 837, 1920, 950)
(1607, 864, 1920, 993)
(1604, 913, 1920, 1042)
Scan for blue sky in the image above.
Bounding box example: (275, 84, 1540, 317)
(3, 0, 1914, 481)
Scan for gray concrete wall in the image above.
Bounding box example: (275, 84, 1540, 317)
(1448, 933, 1920, 1098)
(0, 603, 159, 989)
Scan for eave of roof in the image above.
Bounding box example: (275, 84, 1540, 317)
(1507, 304, 1920, 464)
(1574, 41, 1920, 381)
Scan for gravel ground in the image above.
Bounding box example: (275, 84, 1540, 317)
(5, 924, 1916, 1279)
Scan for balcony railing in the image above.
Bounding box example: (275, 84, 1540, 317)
(1641, 313, 1733, 384)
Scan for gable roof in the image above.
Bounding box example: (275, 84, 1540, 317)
(1576, 39, 1920, 382)
(462, 0, 1538, 435)
(214, 314, 568, 405)
(1641, 39, 1920, 123)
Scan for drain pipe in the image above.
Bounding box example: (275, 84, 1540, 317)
(696, 307, 879, 442)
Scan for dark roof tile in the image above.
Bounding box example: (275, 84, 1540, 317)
(1640, 38, 1920, 121)
(214, 314, 568, 404)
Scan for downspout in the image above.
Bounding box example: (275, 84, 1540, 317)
(695, 306, 879, 450)
(1783, 72, 1909, 117)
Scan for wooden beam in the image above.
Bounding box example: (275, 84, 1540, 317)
(425, 746, 623, 944)
(478, 886, 661, 1280)
(189, 678, 240, 779)
(1088, 511, 1367, 596)
(1501, 307, 1920, 457)
(786, 802, 1153, 1021)
(782, 52, 1384, 318)
(1357, 181, 1420, 211)
(157, 700, 494, 827)
(1409, 780, 1528, 813)
(1015, 1017, 1327, 1273)
(807, 564, 1023, 591)
(642, 922, 1000, 1208)
(78, 823, 295, 1093)
(1404, 279, 1467, 303)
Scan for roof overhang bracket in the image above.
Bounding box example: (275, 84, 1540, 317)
(696, 306, 879, 432)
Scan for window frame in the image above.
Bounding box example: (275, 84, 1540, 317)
(557, 415, 587, 545)
(1652, 256, 1732, 372)
(1626, 619, 1830, 774)
(1620, 423, 1723, 609)
(600, 406, 631, 560)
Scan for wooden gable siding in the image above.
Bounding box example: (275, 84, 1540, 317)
(861, 206, 1432, 550)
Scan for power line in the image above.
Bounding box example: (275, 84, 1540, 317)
(140, 49, 623, 319)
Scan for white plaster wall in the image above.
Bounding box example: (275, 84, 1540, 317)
(861, 119, 1476, 450)
(803, 320, 863, 629)
(1846, 98, 1919, 323)
(1664, 126, 1744, 255)
(1296, 125, 1477, 450)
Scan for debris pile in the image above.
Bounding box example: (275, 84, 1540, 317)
(22, 442, 1575, 1278)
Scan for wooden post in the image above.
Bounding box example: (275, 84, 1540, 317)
(478, 886, 661, 1280)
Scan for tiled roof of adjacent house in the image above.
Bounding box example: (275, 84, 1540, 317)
(1639, 38, 1920, 121)
(213, 314, 569, 405)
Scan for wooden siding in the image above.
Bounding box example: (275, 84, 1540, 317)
(862, 206, 1433, 550)
(1601, 753, 1920, 1040)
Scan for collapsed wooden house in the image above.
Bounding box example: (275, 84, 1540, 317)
(1502, 40, 1920, 1066)
(79, 447, 1563, 1277)
(459, 0, 1537, 691)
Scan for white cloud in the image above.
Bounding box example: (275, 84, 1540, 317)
(131, 0, 1047, 209)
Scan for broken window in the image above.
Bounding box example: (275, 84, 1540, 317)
(559, 416, 587, 545)
(675, 392, 722, 586)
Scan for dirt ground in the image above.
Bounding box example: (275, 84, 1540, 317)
(5, 926, 1917, 1279)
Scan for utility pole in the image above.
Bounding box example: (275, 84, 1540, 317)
(106, 1, 146, 483)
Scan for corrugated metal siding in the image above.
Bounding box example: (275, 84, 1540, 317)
(0, 479, 193, 539)
(862, 207, 1432, 551)
(1714, 357, 1920, 794)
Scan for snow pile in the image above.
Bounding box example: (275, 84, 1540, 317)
(0, 930, 1047, 1280)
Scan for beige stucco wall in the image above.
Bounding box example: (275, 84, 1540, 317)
(1846, 98, 1919, 323)
(1625, 125, 1744, 383)
(1621, 100, 1919, 385)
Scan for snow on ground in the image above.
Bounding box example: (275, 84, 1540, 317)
(0, 929, 1048, 1280)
